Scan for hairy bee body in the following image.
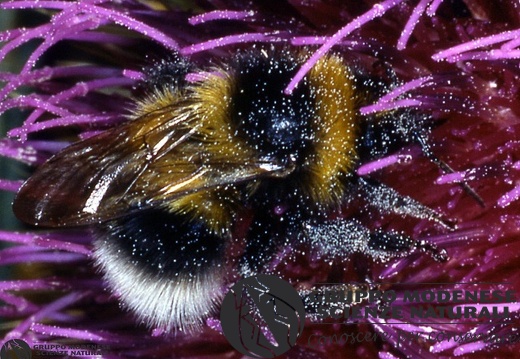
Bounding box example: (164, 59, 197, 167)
(14, 48, 450, 332)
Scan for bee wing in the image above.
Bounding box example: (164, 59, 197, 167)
(13, 105, 285, 227)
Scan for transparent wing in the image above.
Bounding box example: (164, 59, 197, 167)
(13, 104, 286, 227)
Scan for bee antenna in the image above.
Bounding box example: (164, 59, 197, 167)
(414, 133, 485, 208)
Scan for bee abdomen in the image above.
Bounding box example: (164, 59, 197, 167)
(93, 208, 225, 332)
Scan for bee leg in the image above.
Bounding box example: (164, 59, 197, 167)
(357, 177, 455, 229)
(414, 132, 485, 207)
(298, 282, 374, 321)
(303, 218, 448, 263)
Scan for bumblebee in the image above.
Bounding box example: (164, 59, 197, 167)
(14, 48, 455, 332)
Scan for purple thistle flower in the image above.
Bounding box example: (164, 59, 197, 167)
(1, 0, 519, 358)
